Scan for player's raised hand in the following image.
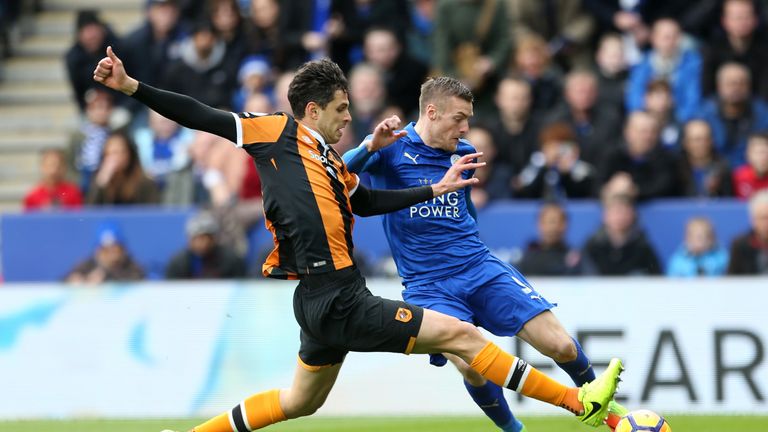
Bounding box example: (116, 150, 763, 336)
(431, 152, 485, 196)
(93, 46, 139, 95)
(366, 115, 408, 152)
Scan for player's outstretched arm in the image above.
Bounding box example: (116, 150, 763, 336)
(343, 115, 406, 173)
(93, 46, 236, 142)
(348, 152, 484, 217)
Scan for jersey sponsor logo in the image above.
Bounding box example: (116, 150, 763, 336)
(301, 135, 313, 144)
(450, 154, 460, 164)
(395, 307, 413, 323)
(404, 152, 420, 164)
(308, 149, 333, 165)
(409, 191, 461, 219)
(309, 149, 339, 179)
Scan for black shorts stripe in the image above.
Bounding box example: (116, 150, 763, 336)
(507, 358, 528, 391)
(231, 404, 248, 432)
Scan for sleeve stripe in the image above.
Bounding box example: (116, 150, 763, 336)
(348, 174, 360, 196)
(231, 112, 243, 148)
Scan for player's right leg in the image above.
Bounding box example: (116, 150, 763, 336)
(167, 361, 343, 432)
(403, 281, 524, 431)
(411, 308, 623, 427)
(444, 353, 526, 432)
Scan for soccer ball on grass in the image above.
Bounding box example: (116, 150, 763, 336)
(615, 409, 671, 432)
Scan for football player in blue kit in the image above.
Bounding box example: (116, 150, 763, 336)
(343, 77, 627, 432)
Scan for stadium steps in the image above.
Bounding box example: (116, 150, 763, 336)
(34, 10, 143, 36)
(0, 82, 70, 105)
(0, 0, 144, 211)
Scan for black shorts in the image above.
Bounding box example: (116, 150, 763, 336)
(292, 266, 424, 368)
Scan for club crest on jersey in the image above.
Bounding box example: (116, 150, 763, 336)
(450, 154, 460, 164)
(395, 307, 413, 323)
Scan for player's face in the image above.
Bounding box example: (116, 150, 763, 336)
(316, 90, 351, 144)
(431, 96, 473, 152)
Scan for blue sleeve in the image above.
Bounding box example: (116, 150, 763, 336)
(626, 61, 650, 113)
(342, 135, 382, 174)
(465, 186, 478, 223)
(675, 51, 703, 122)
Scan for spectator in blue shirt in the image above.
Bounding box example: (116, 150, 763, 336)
(626, 18, 702, 122)
(667, 217, 729, 277)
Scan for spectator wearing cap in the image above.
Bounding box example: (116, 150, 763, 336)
(166, 211, 246, 279)
(231, 55, 272, 111)
(64, 9, 123, 112)
(66, 222, 146, 284)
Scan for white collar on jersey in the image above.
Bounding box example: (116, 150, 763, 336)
(300, 122, 330, 151)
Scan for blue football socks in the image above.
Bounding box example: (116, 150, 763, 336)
(463, 380, 523, 432)
(555, 337, 596, 386)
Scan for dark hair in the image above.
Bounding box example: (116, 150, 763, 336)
(748, 131, 768, 144)
(288, 59, 349, 119)
(97, 130, 149, 203)
(539, 122, 576, 145)
(419, 76, 473, 114)
(538, 201, 568, 222)
(75, 9, 103, 32)
(645, 78, 671, 94)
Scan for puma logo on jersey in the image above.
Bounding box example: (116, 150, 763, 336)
(404, 152, 420, 164)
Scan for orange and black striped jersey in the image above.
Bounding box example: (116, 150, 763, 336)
(230, 112, 360, 279)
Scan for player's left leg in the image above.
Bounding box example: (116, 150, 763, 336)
(188, 360, 343, 432)
(514, 292, 630, 430)
(517, 310, 596, 386)
(444, 353, 526, 432)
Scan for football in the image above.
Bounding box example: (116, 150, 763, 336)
(615, 409, 672, 432)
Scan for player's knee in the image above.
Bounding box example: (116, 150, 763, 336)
(447, 320, 482, 345)
(281, 391, 326, 419)
(550, 337, 578, 363)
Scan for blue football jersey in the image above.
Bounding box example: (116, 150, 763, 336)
(345, 123, 491, 285)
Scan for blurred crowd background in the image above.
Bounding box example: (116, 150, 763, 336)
(1, 0, 767, 282)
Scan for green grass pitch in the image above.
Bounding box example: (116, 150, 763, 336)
(2, 415, 767, 432)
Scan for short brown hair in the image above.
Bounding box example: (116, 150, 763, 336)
(646, 78, 671, 94)
(288, 59, 349, 119)
(539, 122, 576, 146)
(419, 76, 473, 114)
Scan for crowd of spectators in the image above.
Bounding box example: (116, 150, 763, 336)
(14, 0, 768, 279)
